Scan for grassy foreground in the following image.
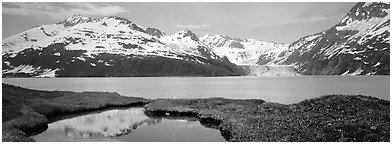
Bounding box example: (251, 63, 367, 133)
(2, 83, 390, 142)
(2, 84, 150, 142)
(145, 96, 390, 142)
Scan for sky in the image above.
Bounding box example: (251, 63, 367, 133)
(2, 2, 357, 43)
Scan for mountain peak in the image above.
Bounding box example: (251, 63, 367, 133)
(146, 27, 165, 38)
(203, 33, 241, 41)
(174, 29, 199, 41)
(178, 29, 193, 35)
(60, 14, 92, 27)
(106, 16, 133, 25)
(338, 2, 389, 26)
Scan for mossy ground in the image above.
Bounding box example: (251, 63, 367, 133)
(145, 95, 390, 142)
(2, 83, 390, 142)
(2, 83, 149, 142)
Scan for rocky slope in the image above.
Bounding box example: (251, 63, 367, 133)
(257, 2, 390, 75)
(2, 15, 241, 77)
(200, 33, 287, 65)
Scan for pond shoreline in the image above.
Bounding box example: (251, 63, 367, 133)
(2, 83, 390, 142)
(2, 84, 150, 141)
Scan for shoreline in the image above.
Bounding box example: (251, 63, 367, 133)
(2, 83, 390, 142)
(2, 84, 150, 142)
(2, 74, 391, 78)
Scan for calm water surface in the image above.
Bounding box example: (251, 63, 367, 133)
(32, 107, 225, 142)
(2, 76, 390, 104)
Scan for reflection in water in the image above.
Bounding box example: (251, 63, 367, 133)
(40, 108, 161, 139)
(32, 107, 225, 142)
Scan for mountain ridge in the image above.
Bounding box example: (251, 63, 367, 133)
(199, 33, 288, 65)
(2, 2, 389, 77)
(2, 15, 242, 77)
(257, 2, 390, 75)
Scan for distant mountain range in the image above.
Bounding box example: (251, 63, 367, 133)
(2, 2, 389, 77)
(2, 15, 242, 77)
(200, 33, 287, 65)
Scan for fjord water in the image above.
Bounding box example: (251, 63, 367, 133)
(32, 107, 226, 142)
(2, 76, 389, 104)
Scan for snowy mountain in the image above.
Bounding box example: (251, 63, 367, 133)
(160, 29, 220, 60)
(200, 33, 287, 65)
(2, 15, 241, 77)
(257, 2, 390, 75)
(3, 2, 388, 77)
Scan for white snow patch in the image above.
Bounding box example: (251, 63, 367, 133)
(366, 71, 377, 75)
(341, 70, 350, 75)
(353, 57, 361, 61)
(362, 2, 374, 8)
(18, 65, 38, 73)
(349, 69, 364, 75)
(36, 68, 58, 78)
(339, 16, 350, 24)
(373, 62, 381, 67)
(335, 26, 346, 31)
(76, 56, 86, 61)
(4, 65, 38, 74)
(4, 61, 10, 66)
(104, 62, 112, 67)
(90, 63, 96, 67)
(304, 34, 321, 41)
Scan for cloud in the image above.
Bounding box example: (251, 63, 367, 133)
(175, 24, 208, 29)
(2, 2, 127, 20)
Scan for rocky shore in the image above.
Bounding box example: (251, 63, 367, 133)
(2, 83, 390, 142)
